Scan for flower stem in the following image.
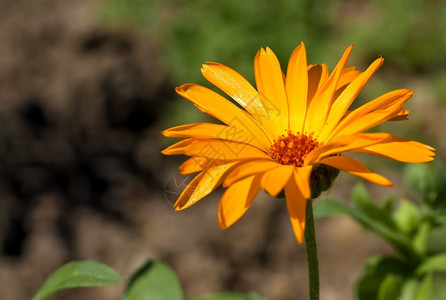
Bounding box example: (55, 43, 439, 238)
(304, 199, 319, 300)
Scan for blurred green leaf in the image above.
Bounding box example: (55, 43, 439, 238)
(124, 260, 183, 300)
(377, 275, 405, 300)
(416, 254, 446, 276)
(414, 273, 433, 300)
(412, 222, 430, 256)
(351, 182, 397, 230)
(32, 260, 122, 300)
(398, 279, 419, 300)
(404, 161, 446, 208)
(313, 197, 351, 218)
(382, 195, 397, 215)
(427, 224, 446, 253)
(393, 200, 421, 236)
(355, 255, 407, 300)
(189, 292, 267, 300)
(316, 183, 415, 259)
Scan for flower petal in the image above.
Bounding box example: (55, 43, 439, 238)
(179, 157, 207, 174)
(305, 132, 392, 164)
(318, 57, 384, 142)
(218, 175, 261, 229)
(319, 155, 393, 186)
(261, 165, 294, 196)
(161, 138, 195, 155)
(331, 101, 406, 137)
(285, 172, 308, 244)
(305, 45, 353, 135)
(174, 162, 238, 210)
(224, 159, 279, 187)
(176, 84, 271, 148)
(307, 64, 329, 103)
(336, 66, 361, 91)
(295, 166, 313, 199)
(355, 136, 435, 163)
(286, 42, 308, 133)
(164, 138, 270, 161)
(200, 63, 269, 125)
(326, 89, 413, 140)
(254, 47, 289, 137)
(162, 123, 268, 151)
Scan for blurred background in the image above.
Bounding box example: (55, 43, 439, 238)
(0, 0, 445, 299)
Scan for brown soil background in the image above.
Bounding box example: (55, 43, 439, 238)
(0, 1, 441, 299)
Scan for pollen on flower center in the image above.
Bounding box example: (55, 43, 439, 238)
(269, 131, 319, 167)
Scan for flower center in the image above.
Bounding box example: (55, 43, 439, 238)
(269, 131, 319, 167)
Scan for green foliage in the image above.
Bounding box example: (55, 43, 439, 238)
(316, 160, 446, 300)
(354, 255, 407, 300)
(34, 259, 266, 299)
(99, 0, 446, 107)
(393, 200, 421, 237)
(404, 161, 446, 210)
(124, 260, 184, 300)
(32, 260, 122, 300)
(315, 182, 416, 260)
(416, 254, 446, 276)
(190, 292, 267, 300)
(415, 273, 433, 300)
(377, 274, 405, 300)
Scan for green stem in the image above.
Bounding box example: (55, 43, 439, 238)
(305, 199, 319, 300)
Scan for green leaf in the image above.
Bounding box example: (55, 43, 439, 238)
(124, 260, 183, 300)
(393, 200, 421, 236)
(398, 279, 419, 300)
(313, 197, 351, 218)
(32, 260, 122, 300)
(355, 255, 407, 300)
(416, 254, 446, 276)
(412, 222, 430, 256)
(351, 182, 396, 230)
(404, 161, 446, 207)
(316, 185, 416, 260)
(189, 292, 267, 300)
(382, 195, 397, 214)
(377, 275, 405, 300)
(414, 273, 433, 300)
(316, 183, 417, 260)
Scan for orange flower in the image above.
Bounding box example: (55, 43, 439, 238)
(162, 43, 435, 243)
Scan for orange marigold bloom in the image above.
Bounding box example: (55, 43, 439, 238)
(162, 43, 435, 243)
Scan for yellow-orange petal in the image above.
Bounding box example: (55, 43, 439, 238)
(355, 136, 435, 163)
(174, 162, 238, 210)
(295, 166, 313, 199)
(162, 123, 268, 151)
(319, 155, 393, 186)
(260, 165, 294, 197)
(176, 84, 271, 148)
(200, 63, 268, 124)
(179, 157, 207, 174)
(161, 138, 196, 155)
(224, 159, 279, 187)
(218, 175, 261, 229)
(180, 139, 270, 161)
(336, 66, 361, 91)
(327, 89, 413, 141)
(332, 100, 406, 137)
(254, 47, 289, 137)
(305, 45, 353, 135)
(306, 132, 392, 164)
(319, 57, 384, 142)
(307, 64, 329, 104)
(388, 109, 410, 121)
(286, 42, 308, 133)
(285, 172, 307, 244)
